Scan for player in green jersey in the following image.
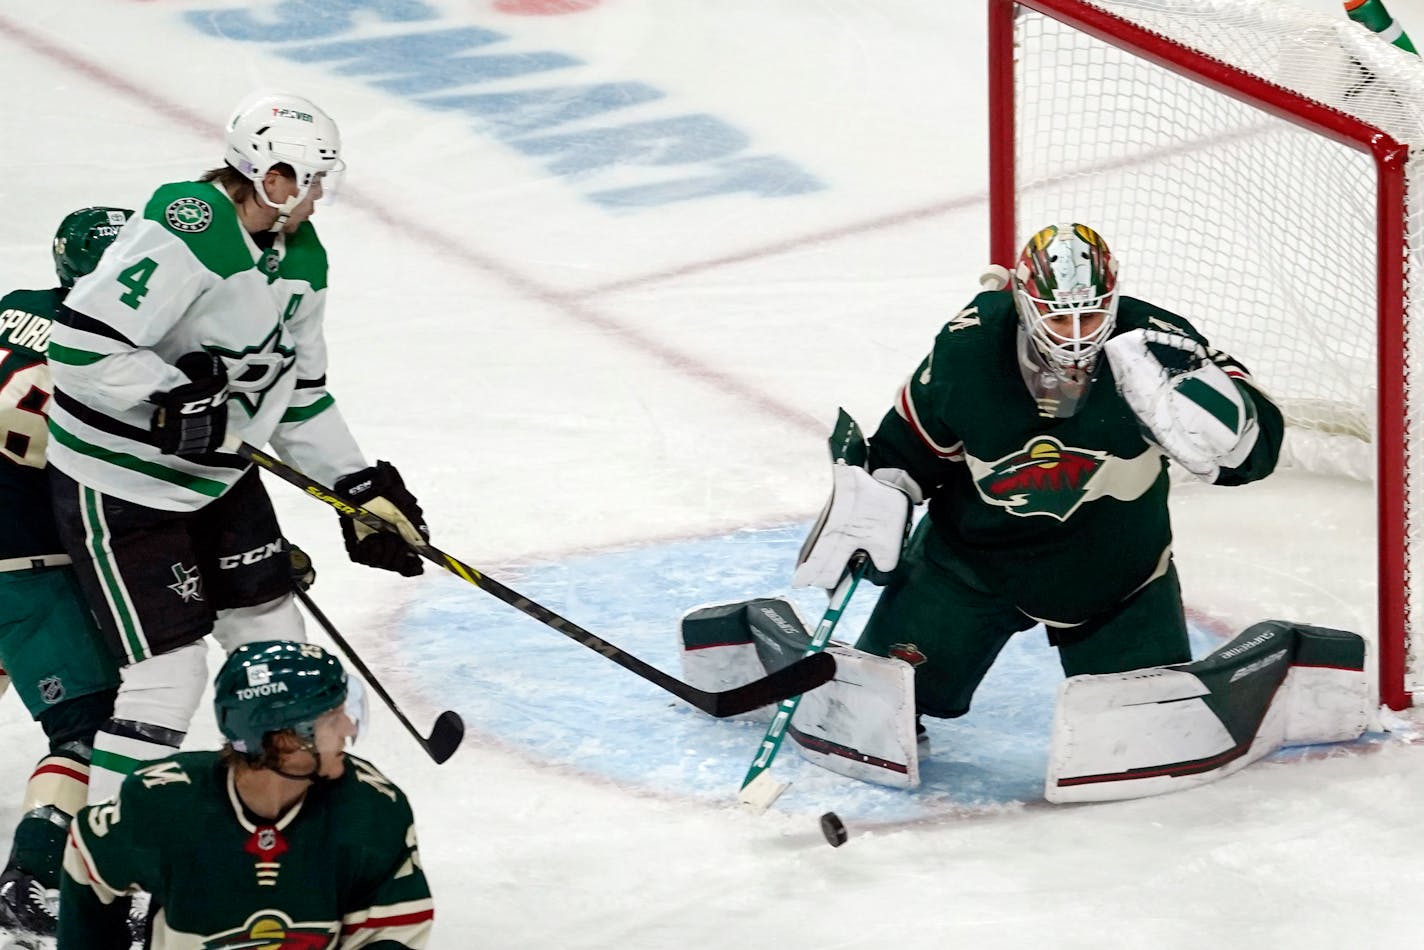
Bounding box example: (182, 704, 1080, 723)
(60, 640, 434, 948)
(795, 222, 1284, 729)
(0, 207, 131, 940)
(46, 91, 431, 803)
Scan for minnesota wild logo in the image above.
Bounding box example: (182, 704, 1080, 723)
(201, 910, 331, 948)
(975, 436, 1108, 521)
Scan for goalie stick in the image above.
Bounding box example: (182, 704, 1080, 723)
(228, 437, 836, 718)
(294, 586, 466, 764)
(738, 556, 866, 812)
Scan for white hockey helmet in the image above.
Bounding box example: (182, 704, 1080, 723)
(1012, 222, 1120, 375)
(224, 91, 344, 219)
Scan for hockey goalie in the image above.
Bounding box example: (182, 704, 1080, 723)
(680, 224, 1371, 802)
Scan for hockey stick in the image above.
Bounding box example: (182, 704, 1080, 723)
(293, 586, 466, 764)
(228, 437, 836, 717)
(737, 555, 866, 812)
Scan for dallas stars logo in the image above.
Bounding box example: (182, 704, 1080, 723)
(164, 197, 212, 233)
(205, 323, 295, 416)
(975, 436, 1108, 521)
(167, 563, 203, 603)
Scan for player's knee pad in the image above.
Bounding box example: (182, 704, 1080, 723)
(211, 593, 306, 652)
(111, 640, 208, 734)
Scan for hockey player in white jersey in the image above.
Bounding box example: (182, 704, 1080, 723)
(46, 90, 431, 801)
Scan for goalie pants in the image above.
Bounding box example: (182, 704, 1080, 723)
(856, 518, 1190, 719)
(50, 467, 294, 666)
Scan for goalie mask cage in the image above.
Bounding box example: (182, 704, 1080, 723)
(988, 0, 1424, 710)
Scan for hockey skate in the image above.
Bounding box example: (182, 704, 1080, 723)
(0, 867, 57, 940)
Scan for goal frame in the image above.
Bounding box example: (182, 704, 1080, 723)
(986, 0, 1412, 709)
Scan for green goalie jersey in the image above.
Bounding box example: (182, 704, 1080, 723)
(868, 290, 1284, 626)
(0, 287, 68, 562)
(61, 751, 434, 949)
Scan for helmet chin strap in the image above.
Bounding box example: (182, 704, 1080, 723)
(268, 735, 337, 783)
(256, 177, 315, 233)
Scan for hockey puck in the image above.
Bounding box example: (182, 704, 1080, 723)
(819, 811, 848, 847)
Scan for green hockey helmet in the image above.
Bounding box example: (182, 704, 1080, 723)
(214, 640, 359, 755)
(52, 207, 133, 288)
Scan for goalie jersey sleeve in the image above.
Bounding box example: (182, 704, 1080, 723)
(862, 291, 1283, 626)
(61, 751, 434, 948)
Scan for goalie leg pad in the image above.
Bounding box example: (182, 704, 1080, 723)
(1045, 621, 1368, 803)
(788, 644, 920, 789)
(679, 596, 921, 786)
(679, 597, 812, 722)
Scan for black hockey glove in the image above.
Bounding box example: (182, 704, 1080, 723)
(288, 543, 316, 592)
(150, 352, 228, 457)
(333, 461, 428, 577)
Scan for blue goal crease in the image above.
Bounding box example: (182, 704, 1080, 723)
(397, 525, 1370, 822)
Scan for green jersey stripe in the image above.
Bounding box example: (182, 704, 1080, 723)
(82, 487, 147, 663)
(89, 747, 148, 779)
(47, 341, 108, 366)
(48, 422, 229, 496)
(281, 393, 334, 423)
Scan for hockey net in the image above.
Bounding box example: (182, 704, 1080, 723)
(989, 0, 1424, 709)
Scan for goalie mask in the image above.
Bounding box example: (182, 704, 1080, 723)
(1012, 223, 1120, 417)
(52, 207, 133, 288)
(224, 90, 344, 230)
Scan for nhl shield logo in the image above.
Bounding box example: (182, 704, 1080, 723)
(38, 676, 65, 705)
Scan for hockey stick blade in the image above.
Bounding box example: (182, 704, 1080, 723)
(235, 439, 836, 718)
(295, 587, 466, 764)
(700, 651, 837, 718)
(423, 710, 466, 765)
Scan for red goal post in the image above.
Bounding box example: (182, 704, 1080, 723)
(988, 0, 1424, 709)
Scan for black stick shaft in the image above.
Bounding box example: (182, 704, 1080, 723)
(294, 586, 464, 764)
(232, 439, 835, 717)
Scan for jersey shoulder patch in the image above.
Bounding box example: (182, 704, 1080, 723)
(143, 181, 252, 279)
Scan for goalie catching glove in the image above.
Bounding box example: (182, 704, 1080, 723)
(793, 463, 916, 589)
(1105, 328, 1260, 482)
(333, 461, 429, 577)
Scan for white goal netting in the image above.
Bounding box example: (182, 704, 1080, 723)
(1003, 0, 1424, 705)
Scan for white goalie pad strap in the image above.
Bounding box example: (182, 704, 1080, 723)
(788, 644, 920, 789)
(793, 462, 911, 590)
(1105, 328, 1259, 482)
(1045, 623, 1369, 803)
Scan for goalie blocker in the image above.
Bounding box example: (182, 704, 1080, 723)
(680, 607, 1370, 800)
